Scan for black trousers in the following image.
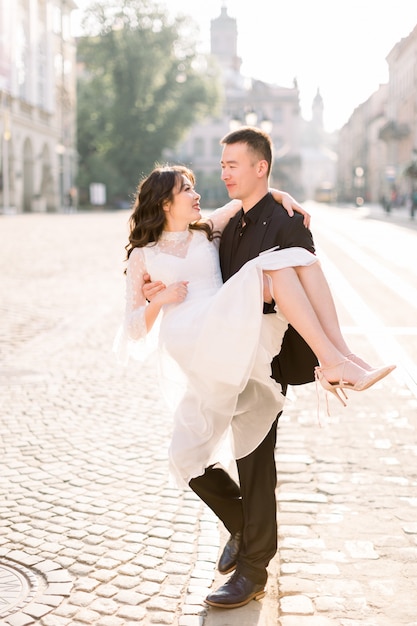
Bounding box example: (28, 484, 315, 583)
(189, 415, 280, 585)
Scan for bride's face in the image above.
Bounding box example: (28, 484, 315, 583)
(164, 175, 201, 229)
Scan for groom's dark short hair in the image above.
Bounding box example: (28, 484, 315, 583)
(221, 126, 273, 175)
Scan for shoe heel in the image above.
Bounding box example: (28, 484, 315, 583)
(331, 386, 348, 407)
(315, 366, 348, 408)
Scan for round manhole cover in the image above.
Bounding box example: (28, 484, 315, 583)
(0, 561, 38, 617)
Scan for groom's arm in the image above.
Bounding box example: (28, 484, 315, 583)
(278, 212, 315, 253)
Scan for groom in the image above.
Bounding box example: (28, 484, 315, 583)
(189, 127, 317, 609)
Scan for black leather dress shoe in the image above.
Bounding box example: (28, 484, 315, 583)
(218, 531, 242, 574)
(205, 571, 266, 608)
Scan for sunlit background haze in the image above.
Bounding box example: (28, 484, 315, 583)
(73, 0, 417, 132)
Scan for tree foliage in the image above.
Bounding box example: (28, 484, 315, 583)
(76, 0, 221, 205)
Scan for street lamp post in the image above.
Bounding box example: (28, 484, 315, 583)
(229, 108, 273, 132)
(353, 166, 365, 206)
(405, 149, 417, 220)
(56, 142, 65, 211)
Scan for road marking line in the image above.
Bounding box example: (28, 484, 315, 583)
(317, 247, 417, 398)
(314, 221, 417, 311)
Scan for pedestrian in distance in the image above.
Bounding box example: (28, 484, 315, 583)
(117, 128, 395, 610)
(410, 188, 417, 220)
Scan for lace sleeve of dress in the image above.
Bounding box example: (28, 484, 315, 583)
(113, 247, 159, 363)
(205, 200, 242, 234)
(125, 247, 147, 340)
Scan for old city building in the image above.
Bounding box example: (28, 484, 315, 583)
(337, 84, 388, 204)
(3, 2, 414, 212)
(171, 5, 306, 207)
(300, 88, 338, 202)
(0, 0, 77, 213)
(337, 23, 417, 206)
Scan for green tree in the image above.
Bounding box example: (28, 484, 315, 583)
(77, 0, 221, 206)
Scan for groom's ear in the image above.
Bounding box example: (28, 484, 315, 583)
(256, 160, 269, 177)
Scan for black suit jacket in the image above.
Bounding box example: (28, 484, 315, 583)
(219, 193, 319, 387)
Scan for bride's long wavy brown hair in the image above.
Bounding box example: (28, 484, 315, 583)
(125, 165, 217, 260)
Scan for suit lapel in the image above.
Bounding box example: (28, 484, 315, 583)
(249, 204, 277, 256)
(220, 198, 282, 278)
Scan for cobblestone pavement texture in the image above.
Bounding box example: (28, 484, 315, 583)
(1, 210, 417, 626)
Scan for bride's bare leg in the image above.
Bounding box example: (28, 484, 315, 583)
(265, 267, 366, 384)
(290, 262, 375, 370)
(290, 261, 351, 354)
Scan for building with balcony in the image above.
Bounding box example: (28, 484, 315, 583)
(337, 22, 417, 206)
(337, 84, 388, 204)
(380, 23, 417, 204)
(0, 0, 78, 213)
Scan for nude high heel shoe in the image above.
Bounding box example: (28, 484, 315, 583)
(346, 352, 396, 375)
(314, 360, 350, 407)
(315, 359, 396, 407)
(351, 364, 396, 390)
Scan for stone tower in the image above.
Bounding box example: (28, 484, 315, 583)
(210, 3, 242, 74)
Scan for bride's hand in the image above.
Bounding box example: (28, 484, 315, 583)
(142, 273, 166, 301)
(143, 273, 189, 305)
(154, 281, 189, 306)
(270, 188, 311, 228)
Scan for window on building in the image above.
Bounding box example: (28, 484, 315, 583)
(52, 4, 62, 34)
(193, 137, 205, 157)
(17, 0, 30, 100)
(37, 0, 47, 108)
(211, 137, 221, 157)
(274, 136, 284, 151)
(273, 107, 283, 124)
(62, 13, 71, 41)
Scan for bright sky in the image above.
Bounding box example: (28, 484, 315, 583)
(73, 0, 417, 132)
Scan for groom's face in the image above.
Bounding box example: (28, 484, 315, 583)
(220, 142, 261, 202)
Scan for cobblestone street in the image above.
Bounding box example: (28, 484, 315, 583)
(1, 212, 220, 626)
(1, 210, 417, 626)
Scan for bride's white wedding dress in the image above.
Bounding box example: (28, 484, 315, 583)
(114, 204, 317, 487)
